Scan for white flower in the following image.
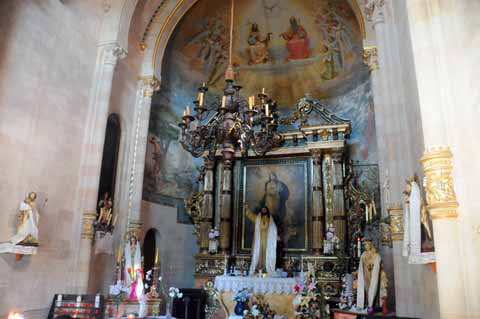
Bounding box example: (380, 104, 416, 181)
(243, 310, 249, 315)
(252, 305, 260, 316)
(169, 292, 175, 298)
(144, 284, 149, 289)
(177, 293, 183, 298)
(158, 276, 162, 281)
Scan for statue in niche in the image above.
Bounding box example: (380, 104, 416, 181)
(11, 192, 40, 246)
(356, 240, 387, 313)
(280, 17, 311, 61)
(245, 205, 277, 275)
(95, 192, 115, 233)
(246, 23, 272, 65)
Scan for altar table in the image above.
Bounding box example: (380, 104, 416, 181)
(214, 276, 297, 318)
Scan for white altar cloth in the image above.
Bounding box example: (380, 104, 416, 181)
(215, 275, 296, 295)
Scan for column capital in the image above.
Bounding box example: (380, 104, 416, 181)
(365, 0, 385, 26)
(420, 146, 459, 219)
(363, 46, 379, 72)
(139, 76, 161, 98)
(100, 42, 127, 66)
(388, 204, 403, 241)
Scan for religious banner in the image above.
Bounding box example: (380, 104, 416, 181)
(402, 176, 435, 264)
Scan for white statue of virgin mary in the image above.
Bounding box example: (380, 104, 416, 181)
(246, 205, 277, 276)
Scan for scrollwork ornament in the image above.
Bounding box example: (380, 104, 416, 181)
(365, 0, 385, 25)
(363, 46, 379, 72)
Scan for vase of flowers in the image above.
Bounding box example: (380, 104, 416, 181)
(165, 287, 183, 319)
(208, 228, 220, 254)
(232, 288, 251, 315)
(292, 268, 328, 318)
(243, 295, 276, 319)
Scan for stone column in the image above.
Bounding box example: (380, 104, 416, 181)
(199, 158, 215, 254)
(311, 151, 324, 255)
(420, 147, 466, 318)
(126, 76, 160, 229)
(73, 42, 126, 293)
(219, 146, 235, 254)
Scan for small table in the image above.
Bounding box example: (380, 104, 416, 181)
(215, 276, 297, 318)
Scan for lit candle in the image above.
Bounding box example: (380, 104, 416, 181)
(117, 245, 122, 264)
(365, 205, 369, 223)
(185, 105, 191, 116)
(197, 91, 204, 107)
(265, 104, 269, 116)
(155, 248, 159, 265)
(221, 96, 227, 109)
(357, 238, 361, 257)
(262, 88, 266, 94)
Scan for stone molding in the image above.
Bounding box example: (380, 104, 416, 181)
(101, 43, 127, 66)
(365, 0, 385, 26)
(420, 146, 459, 220)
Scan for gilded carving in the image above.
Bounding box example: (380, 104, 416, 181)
(388, 204, 403, 241)
(365, 0, 385, 24)
(363, 46, 378, 72)
(102, 43, 127, 66)
(81, 210, 97, 240)
(420, 147, 459, 219)
(204, 281, 220, 319)
(185, 191, 205, 244)
(140, 76, 161, 98)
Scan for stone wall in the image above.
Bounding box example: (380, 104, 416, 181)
(0, 0, 104, 315)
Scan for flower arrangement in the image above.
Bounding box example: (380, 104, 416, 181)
(243, 295, 276, 319)
(168, 287, 184, 299)
(208, 228, 220, 239)
(292, 267, 328, 319)
(232, 288, 252, 303)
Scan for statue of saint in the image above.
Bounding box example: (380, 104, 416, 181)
(245, 204, 277, 275)
(356, 240, 386, 311)
(280, 17, 310, 61)
(10, 192, 39, 246)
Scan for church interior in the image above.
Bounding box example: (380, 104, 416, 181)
(1, 1, 479, 319)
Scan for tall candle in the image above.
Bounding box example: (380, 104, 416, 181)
(357, 238, 361, 258)
(248, 96, 254, 110)
(117, 245, 122, 264)
(221, 96, 227, 109)
(262, 88, 266, 94)
(197, 92, 204, 107)
(365, 205, 369, 223)
(265, 104, 269, 116)
(155, 248, 159, 265)
(185, 105, 191, 116)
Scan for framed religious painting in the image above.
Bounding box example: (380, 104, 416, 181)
(233, 157, 312, 254)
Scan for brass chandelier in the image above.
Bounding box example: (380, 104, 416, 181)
(178, 0, 283, 158)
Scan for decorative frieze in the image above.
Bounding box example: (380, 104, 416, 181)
(420, 146, 459, 219)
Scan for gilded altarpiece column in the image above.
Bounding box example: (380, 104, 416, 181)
(200, 159, 215, 254)
(332, 152, 346, 245)
(219, 148, 235, 254)
(311, 151, 324, 255)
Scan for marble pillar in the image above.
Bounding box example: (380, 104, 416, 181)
(311, 151, 324, 255)
(420, 147, 466, 318)
(126, 76, 160, 229)
(73, 42, 126, 293)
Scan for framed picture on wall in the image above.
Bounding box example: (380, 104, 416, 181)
(234, 157, 311, 253)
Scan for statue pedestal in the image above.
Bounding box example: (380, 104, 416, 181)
(215, 275, 297, 318)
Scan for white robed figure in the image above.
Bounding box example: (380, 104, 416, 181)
(245, 205, 277, 276)
(356, 240, 384, 310)
(124, 236, 142, 287)
(10, 192, 39, 245)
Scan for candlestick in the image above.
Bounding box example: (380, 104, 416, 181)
(197, 92, 204, 107)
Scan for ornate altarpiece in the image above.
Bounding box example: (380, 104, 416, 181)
(188, 97, 354, 296)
